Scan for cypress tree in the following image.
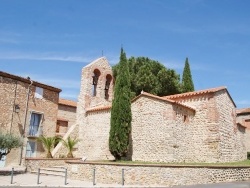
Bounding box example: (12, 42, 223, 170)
(182, 57, 194, 92)
(109, 48, 132, 160)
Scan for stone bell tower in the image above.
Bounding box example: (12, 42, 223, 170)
(76, 57, 114, 159)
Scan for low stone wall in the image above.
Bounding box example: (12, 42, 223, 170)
(66, 161, 250, 187)
(25, 158, 80, 172)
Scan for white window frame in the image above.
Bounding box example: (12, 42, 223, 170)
(35, 87, 43, 99)
(28, 111, 44, 137)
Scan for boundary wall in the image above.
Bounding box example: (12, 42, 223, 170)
(25, 159, 250, 187)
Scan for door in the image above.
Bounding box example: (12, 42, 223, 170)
(26, 141, 36, 157)
(29, 113, 42, 136)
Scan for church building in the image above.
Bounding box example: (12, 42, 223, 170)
(76, 57, 246, 163)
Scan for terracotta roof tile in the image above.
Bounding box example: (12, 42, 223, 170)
(236, 108, 250, 115)
(59, 98, 77, 107)
(86, 105, 112, 113)
(132, 91, 196, 112)
(164, 86, 227, 99)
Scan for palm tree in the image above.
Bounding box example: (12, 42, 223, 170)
(61, 137, 79, 158)
(38, 136, 59, 158)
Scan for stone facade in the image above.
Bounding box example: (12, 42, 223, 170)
(57, 99, 77, 137)
(236, 108, 250, 153)
(66, 161, 250, 187)
(76, 57, 246, 163)
(77, 57, 113, 159)
(0, 71, 61, 167)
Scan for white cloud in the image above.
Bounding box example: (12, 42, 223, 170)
(0, 52, 95, 63)
(15, 73, 80, 89)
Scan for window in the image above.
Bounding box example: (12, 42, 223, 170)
(104, 74, 112, 99)
(183, 115, 189, 123)
(26, 141, 36, 157)
(35, 87, 43, 99)
(92, 69, 101, 96)
(28, 112, 42, 136)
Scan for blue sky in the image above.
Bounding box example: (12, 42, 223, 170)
(0, 0, 249, 108)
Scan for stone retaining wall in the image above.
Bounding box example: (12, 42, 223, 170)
(66, 161, 250, 187)
(25, 158, 80, 172)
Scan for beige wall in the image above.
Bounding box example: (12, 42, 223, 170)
(131, 96, 195, 162)
(78, 110, 114, 160)
(215, 91, 246, 162)
(237, 112, 250, 153)
(66, 162, 250, 187)
(25, 159, 250, 187)
(0, 74, 59, 166)
(58, 104, 76, 128)
(77, 57, 113, 159)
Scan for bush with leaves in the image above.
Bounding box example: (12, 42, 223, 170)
(0, 133, 22, 160)
(38, 136, 59, 158)
(60, 137, 79, 158)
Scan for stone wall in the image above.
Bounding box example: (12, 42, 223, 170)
(0, 73, 60, 166)
(77, 57, 113, 159)
(131, 96, 196, 163)
(171, 90, 246, 162)
(76, 58, 245, 163)
(236, 111, 250, 153)
(25, 158, 80, 172)
(53, 124, 79, 158)
(79, 110, 114, 160)
(66, 161, 250, 187)
(58, 104, 76, 127)
(215, 91, 246, 162)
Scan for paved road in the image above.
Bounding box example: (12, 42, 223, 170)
(174, 181, 250, 188)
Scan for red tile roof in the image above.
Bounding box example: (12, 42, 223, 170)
(164, 86, 226, 99)
(236, 108, 250, 115)
(164, 86, 236, 107)
(86, 105, 112, 113)
(132, 91, 196, 112)
(59, 99, 77, 107)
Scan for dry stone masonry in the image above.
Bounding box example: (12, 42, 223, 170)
(76, 57, 246, 163)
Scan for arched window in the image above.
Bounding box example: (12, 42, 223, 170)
(92, 69, 101, 96)
(104, 74, 112, 99)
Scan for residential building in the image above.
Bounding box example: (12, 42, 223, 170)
(0, 71, 61, 167)
(56, 99, 77, 137)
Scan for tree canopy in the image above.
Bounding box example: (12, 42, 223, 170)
(109, 48, 132, 160)
(113, 56, 182, 98)
(182, 57, 194, 92)
(0, 133, 22, 160)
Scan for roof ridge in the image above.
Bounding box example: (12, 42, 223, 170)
(164, 86, 227, 99)
(86, 105, 112, 112)
(0, 70, 61, 92)
(133, 91, 196, 112)
(59, 98, 77, 107)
